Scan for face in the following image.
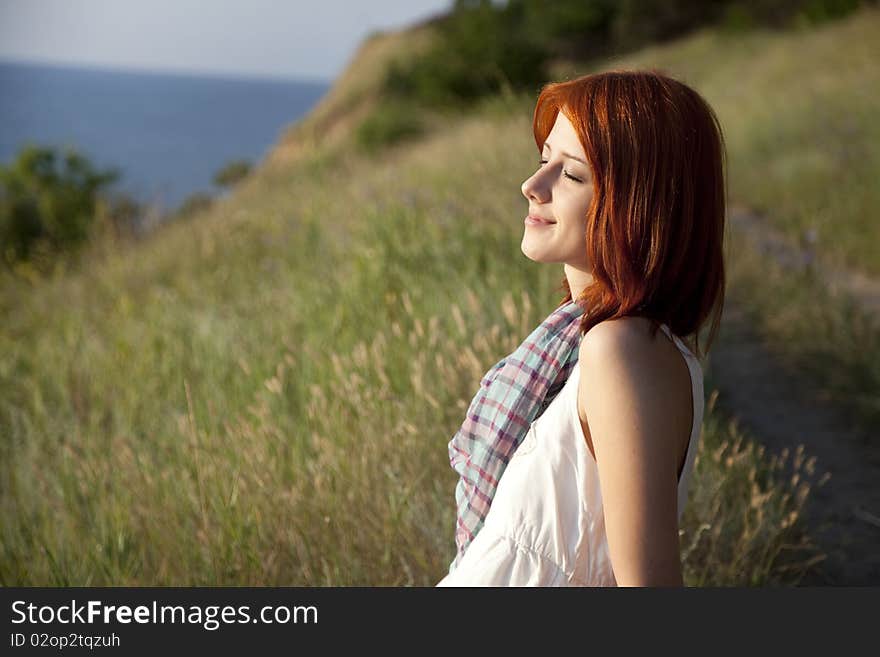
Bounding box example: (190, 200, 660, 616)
(520, 111, 593, 271)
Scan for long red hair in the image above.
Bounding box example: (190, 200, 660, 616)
(533, 69, 727, 360)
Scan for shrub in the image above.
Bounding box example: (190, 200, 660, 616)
(0, 143, 119, 266)
(213, 159, 252, 190)
(382, 0, 548, 109)
(380, 0, 873, 110)
(355, 99, 425, 154)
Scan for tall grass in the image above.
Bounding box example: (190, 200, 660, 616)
(681, 389, 828, 586)
(0, 186, 825, 584)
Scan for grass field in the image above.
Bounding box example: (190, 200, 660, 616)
(3, 6, 877, 585)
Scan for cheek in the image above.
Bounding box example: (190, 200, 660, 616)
(572, 199, 592, 232)
(560, 195, 590, 226)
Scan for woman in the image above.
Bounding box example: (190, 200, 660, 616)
(436, 69, 726, 587)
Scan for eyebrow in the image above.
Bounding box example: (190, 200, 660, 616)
(542, 141, 588, 165)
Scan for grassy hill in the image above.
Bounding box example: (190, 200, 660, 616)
(3, 5, 878, 585)
(263, 17, 447, 169)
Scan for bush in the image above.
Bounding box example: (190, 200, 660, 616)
(719, 0, 870, 32)
(380, 0, 874, 111)
(213, 159, 252, 190)
(796, 0, 868, 23)
(382, 0, 548, 109)
(0, 143, 119, 266)
(355, 99, 425, 154)
(610, 0, 728, 49)
(516, 0, 617, 60)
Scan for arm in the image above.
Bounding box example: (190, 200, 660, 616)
(577, 320, 684, 587)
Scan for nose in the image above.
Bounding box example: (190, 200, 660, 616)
(521, 170, 549, 203)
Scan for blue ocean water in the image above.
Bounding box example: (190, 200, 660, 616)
(0, 60, 331, 212)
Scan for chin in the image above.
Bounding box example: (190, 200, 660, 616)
(520, 242, 556, 263)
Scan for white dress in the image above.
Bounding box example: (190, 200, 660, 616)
(436, 323, 704, 586)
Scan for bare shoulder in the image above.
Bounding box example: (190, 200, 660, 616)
(579, 316, 657, 358)
(577, 318, 669, 423)
(576, 316, 693, 476)
(577, 316, 675, 378)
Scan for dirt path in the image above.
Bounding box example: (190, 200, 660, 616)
(729, 203, 880, 318)
(706, 212, 880, 585)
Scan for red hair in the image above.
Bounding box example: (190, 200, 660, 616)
(533, 69, 727, 360)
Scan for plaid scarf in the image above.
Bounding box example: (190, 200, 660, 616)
(446, 297, 585, 573)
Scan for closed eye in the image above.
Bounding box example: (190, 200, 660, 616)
(538, 159, 583, 183)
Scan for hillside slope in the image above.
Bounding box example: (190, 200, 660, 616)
(261, 16, 445, 170)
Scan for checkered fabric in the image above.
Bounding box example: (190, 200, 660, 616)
(447, 298, 585, 573)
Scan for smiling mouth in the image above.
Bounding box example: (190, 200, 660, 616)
(525, 215, 556, 226)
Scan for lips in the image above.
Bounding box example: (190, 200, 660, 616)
(525, 214, 556, 225)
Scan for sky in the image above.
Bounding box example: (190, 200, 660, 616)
(0, 0, 454, 82)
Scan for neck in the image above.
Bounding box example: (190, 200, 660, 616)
(564, 263, 594, 303)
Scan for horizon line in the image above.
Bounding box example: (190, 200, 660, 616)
(0, 55, 334, 85)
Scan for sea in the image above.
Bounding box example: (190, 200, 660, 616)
(0, 60, 331, 213)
